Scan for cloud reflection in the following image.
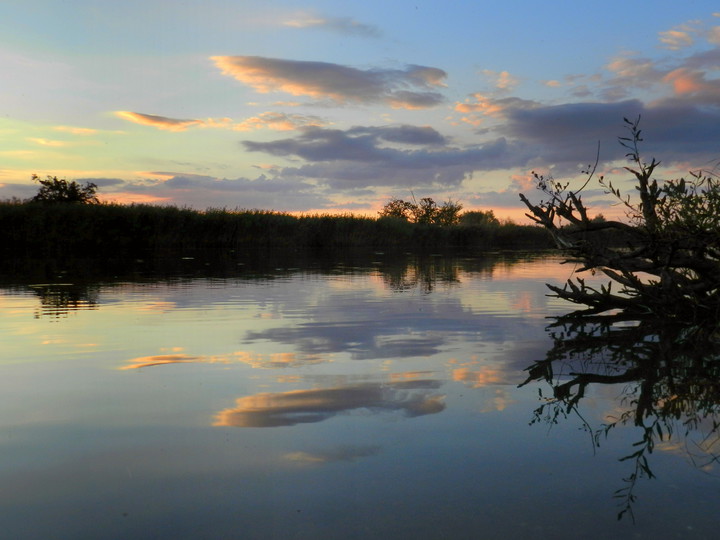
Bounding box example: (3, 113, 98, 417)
(120, 350, 326, 370)
(213, 380, 445, 428)
(284, 445, 382, 464)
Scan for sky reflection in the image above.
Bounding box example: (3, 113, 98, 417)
(2, 253, 719, 538)
(214, 379, 446, 428)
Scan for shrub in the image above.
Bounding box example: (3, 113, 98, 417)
(31, 174, 99, 204)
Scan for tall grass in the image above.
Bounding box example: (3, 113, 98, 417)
(0, 201, 553, 258)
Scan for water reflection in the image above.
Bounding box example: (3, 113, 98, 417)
(29, 283, 99, 319)
(214, 379, 446, 428)
(12, 252, 711, 538)
(522, 313, 720, 521)
(380, 254, 464, 293)
(121, 350, 326, 370)
(284, 445, 382, 464)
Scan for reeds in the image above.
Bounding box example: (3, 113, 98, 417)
(0, 200, 553, 258)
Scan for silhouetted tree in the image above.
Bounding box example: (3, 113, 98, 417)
(31, 174, 99, 204)
(519, 117, 720, 320)
(519, 117, 720, 521)
(378, 196, 462, 226)
(459, 210, 500, 227)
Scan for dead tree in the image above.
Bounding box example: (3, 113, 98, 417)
(519, 117, 720, 321)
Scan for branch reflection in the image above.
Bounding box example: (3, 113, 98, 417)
(521, 313, 720, 521)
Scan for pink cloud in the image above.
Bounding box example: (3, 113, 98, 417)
(211, 55, 446, 109)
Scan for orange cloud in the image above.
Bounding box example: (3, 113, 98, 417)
(659, 29, 694, 49)
(26, 137, 67, 147)
(99, 192, 171, 205)
(481, 69, 520, 92)
(115, 111, 203, 131)
(452, 365, 506, 387)
(211, 55, 446, 109)
(232, 112, 325, 131)
(53, 126, 98, 135)
(119, 354, 202, 370)
(455, 93, 536, 118)
(214, 381, 445, 427)
(120, 349, 327, 371)
(663, 68, 708, 94)
(116, 110, 324, 132)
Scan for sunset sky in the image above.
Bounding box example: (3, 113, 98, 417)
(2, 1, 720, 220)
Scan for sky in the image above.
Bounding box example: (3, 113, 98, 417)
(1, 1, 720, 221)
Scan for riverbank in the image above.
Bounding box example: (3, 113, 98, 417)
(0, 201, 553, 258)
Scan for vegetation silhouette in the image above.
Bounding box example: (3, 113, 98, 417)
(378, 195, 463, 225)
(0, 202, 552, 259)
(519, 118, 720, 521)
(31, 174, 99, 204)
(520, 117, 720, 321)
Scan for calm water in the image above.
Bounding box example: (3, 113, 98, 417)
(1, 252, 718, 539)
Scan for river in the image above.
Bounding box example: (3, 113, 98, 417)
(1, 252, 718, 539)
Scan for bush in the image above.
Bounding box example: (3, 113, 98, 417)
(378, 196, 462, 225)
(31, 174, 99, 204)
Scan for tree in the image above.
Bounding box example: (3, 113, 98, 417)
(378, 197, 415, 220)
(519, 117, 720, 321)
(378, 196, 462, 226)
(433, 199, 463, 226)
(518, 118, 720, 520)
(459, 210, 500, 227)
(31, 174, 99, 204)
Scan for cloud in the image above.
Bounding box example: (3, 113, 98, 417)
(245, 124, 447, 160)
(481, 69, 520, 92)
(26, 137, 68, 147)
(242, 283, 519, 359)
(95, 172, 336, 211)
(77, 177, 126, 187)
(115, 110, 325, 132)
(452, 364, 509, 388)
(233, 111, 325, 131)
(242, 124, 529, 188)
(53, 126, 98, 135)
(282, 13, 381, 37)
(212, 380, 446, 428)
(454, 94, 540, 126)
(211, 55, 446, 109)
(0, 182, 38, 200)
(709, 25, 720, 44)
(660, 29, 695, 50)
(120, 350, 326, 370)
(115, 111, 203, 131)
(120, 354, 202, 370)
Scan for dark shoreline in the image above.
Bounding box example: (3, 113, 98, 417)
(0, 201, 553, 260)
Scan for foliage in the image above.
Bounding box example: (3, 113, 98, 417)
(520, 117, 720, 321)
(519, 117, 720, 521)
(378, 196, 463, 226)
(0, 201, 553, 258)
(31, 174, 99, 204)
(459, 210, 500, 227)
(377, 198, 416, 220)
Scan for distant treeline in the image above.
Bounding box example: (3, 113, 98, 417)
(0, 201, 553, 258)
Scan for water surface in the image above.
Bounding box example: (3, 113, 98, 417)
(1, 253, 718, 539)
